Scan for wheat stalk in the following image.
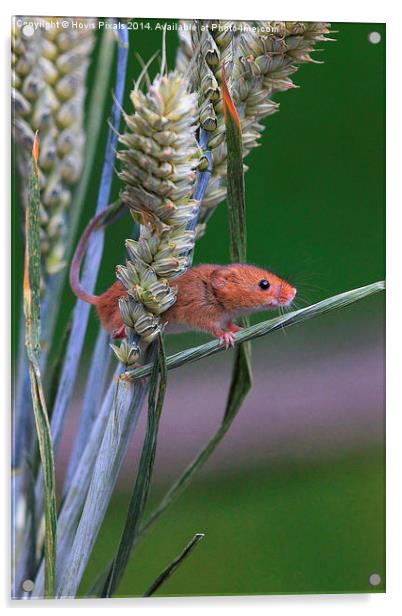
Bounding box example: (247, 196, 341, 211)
(12, 16, 95, 279)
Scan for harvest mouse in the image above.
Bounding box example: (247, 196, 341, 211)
(71, 257, 296, 348)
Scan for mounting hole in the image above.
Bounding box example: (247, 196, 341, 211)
(368, 32, 381, 45)
(22, 24, 34, 38)
(369, 573, 381, 586)
(22, 579, 34, 592)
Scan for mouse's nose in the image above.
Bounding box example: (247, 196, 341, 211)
(279, 283, 297, 305)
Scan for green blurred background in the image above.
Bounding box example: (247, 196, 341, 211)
(14, 19, 385, 597)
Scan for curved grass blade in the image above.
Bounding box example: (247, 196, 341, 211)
(143, 533, 205, 597)
(101, 335, 167, 597)
(22, 133, 57, 598)
(125, 281, 385, 383)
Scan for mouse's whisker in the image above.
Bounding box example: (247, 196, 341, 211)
(277, 305, 288, 336)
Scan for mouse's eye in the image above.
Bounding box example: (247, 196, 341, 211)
(259, 279, 270, 290)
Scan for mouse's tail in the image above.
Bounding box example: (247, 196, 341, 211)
(69, 205, 113, 305)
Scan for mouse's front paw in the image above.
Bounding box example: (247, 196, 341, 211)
(218, 331, 236, 349)
(111, 325, 126, 339)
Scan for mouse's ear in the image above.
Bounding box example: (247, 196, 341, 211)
(210, 267, 229, 289)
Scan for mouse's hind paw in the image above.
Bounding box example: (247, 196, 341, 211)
(218, 331, 236, 349)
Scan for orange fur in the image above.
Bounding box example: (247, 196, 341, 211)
(94, 264, 296, 342)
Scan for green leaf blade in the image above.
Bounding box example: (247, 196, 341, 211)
(124, 281, 385, 381)
(23, 133, 57, 598)
(221, 65, 253, 420)
(222, 65, 247, 264)
(224, 330, 253, 423)
(143, 533, 205, 597)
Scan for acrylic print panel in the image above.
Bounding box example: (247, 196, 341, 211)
(11, 16, 385, 599)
